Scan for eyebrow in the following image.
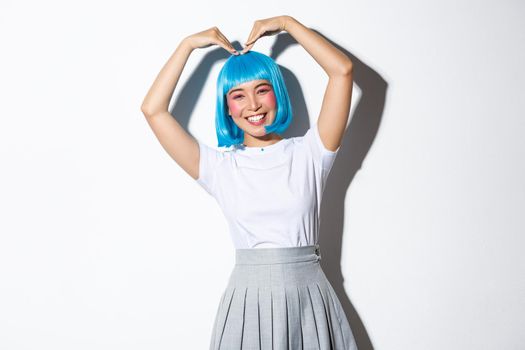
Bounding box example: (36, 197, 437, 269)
(228, 82, 271, 96)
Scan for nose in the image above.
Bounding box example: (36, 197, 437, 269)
(247, 94, 261, 111)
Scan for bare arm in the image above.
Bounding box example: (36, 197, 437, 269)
(141, 39, 200, 180)
(284, 17, 354, 151)
(242, 16, 354, 151)
(141, 29, 237, 180)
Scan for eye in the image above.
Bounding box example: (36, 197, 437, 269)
(233, 95, 244, 100)
(257, 89, 269, 94)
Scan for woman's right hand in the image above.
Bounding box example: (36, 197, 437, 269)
(184, 27, 239, 55)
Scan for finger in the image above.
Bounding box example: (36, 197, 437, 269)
(216, 30, 238, 54)
(240, 42, 255, 54)
(216, 36, 239, 55)
(245, 31, 262, 46)
(220, 40, 240, 55)
(211, 28, 238, 55)
(241, 29, 263, 54)
(246, 26, 269, 46)
(244, 22, 261, 47)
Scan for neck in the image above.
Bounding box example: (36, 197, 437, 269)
(242, 133, 283, 147)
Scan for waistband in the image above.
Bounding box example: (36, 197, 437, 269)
(235, 244, 321, 265)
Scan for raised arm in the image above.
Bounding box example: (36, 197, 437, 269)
(141, 28, 238, 180)
(242, 16, 354, 151)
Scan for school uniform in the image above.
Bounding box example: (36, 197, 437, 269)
(196, 122, 358, 349)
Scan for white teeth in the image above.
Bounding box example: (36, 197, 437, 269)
(247, 114, 265, 122)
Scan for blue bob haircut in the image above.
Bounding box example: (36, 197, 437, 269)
(215, 51, 293, 147)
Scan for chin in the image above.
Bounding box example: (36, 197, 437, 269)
(252, 129, 269, 137)
(241, 127, 264, 136)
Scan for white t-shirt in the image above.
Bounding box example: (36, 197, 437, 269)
(195, 122, 340, 249)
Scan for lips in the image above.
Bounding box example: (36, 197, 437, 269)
(245, 113, 267, 126)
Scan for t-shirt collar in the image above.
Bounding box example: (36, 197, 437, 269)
(235, 138, 288, 155)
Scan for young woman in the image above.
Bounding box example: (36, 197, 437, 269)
(141, 15, 356, 350)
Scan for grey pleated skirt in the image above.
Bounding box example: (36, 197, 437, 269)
(209, 244, 358, 350)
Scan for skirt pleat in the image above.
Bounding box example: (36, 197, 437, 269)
(258, 287, 273, 349)
(241, 286, 260, 348)
(298, 285, 321, 350)
(285, 286, 303, 349)
(306, 284, 333, 349)
(209, 245, 358, 350)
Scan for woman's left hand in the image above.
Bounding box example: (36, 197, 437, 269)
(240, 16, 291, 54)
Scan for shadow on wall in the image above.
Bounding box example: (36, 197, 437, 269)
(171, 31, 388, 350)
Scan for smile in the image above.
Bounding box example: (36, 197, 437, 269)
(246, 113, 267, 125)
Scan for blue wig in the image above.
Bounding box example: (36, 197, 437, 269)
(215, 51, 293, 147)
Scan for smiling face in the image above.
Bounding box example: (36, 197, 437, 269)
(226, 79, 277, 139)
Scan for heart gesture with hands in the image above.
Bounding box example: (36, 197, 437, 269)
(184, 16, 289, 56)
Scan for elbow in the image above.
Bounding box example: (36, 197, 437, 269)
(140, 102, 150, 116)
(141, 108, 152, 118)
(141, 100, 169, 117)
(329, 61, 353, 78)
(341, 61, 354, 76)
(141, 104, 158, 118)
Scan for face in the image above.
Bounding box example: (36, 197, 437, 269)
(226, 79, 277, 138)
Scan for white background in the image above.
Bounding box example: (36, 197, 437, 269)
(1, 0, 524, 349)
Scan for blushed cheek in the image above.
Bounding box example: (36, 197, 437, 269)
(227, 100, 241, 116)
(263, 91, 277, 108)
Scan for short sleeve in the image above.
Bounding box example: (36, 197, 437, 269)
(303, 122, 340, 174)
(195, 140, 225, 197)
